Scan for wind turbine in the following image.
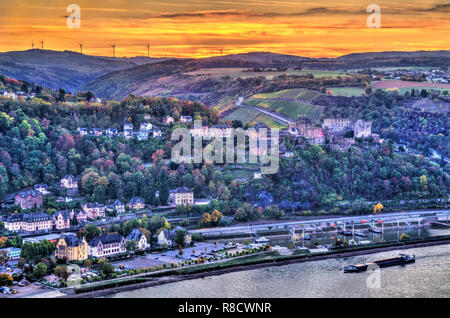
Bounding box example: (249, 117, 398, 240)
(111, 43, 116, 57)
(219, 48, 224, 56)
(147, 42, 151, 57)
(79, 43, 83, 54)
(40, 40, 44, 50)
(31, 41, 35, 50)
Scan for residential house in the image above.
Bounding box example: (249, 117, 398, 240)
(55, 235, 88, 261)
(89, 97, 102, 103)
(15, 91, 25, 98)
(283, 151, 294, 158)
(105, 128, 118, 137)
(180, 115, 193, 124)
(90, 128, 103, 136)
(288, 126, 299, 136)
(34, 183, 49, 195)
(106, 200, 125, 214)
(157, 226, 191, 247)
(163, 116, 174, 125)
(137, 129, 150, 141)
(4, 212, 52, 232)
(157, 229, 174, 246)
(77, 128, 88, 136)
(140, 122, 152, 131)
(128, 197, 145, 210)
(69, 210, 88, 224)
(53, 211, 71, 230)
(190, 125, 209, 137)
(126, 229, 149, 251)
(152, 129, 162, 137)
(209, 124, 233, 138)
(123, 123, 133, 131)
(88, 234, 127, 257)
(1, 247, 21, 260)
(169, 187, 194, 206)
(3, 91, 17, 100)
(14, 190, 43, 209)
(194, 198, 211, 206)
(61, 175, 78, 190)
(82, 203, 106, 219)
(123, 123, 134, 139)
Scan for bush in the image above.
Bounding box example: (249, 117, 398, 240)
(0, 273, 13, 286)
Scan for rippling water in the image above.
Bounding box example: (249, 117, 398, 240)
(109, 244, 450, 298)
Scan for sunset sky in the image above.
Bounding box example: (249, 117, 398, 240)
(0, 0, 448, 58)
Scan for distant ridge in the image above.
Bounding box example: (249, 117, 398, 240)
(0, 49, 448, 94)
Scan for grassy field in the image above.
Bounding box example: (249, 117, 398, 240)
(228, 169, 254, 179)
(246, 98, 323, 123)
(347, 66, 434, 72)
(250, 114, 287, 128)
(185, 68, 348, 80)
(223, 107, 261, 123)
(382, 86, 450, 95)
(372, 80, 450, 90)
(223, 107, 287, 128)
(253, 88, 320, 102)
(326, 87, 366, 97)
(212, 96, 238, 115)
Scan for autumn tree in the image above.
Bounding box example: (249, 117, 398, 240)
(373, 203, 384, 214)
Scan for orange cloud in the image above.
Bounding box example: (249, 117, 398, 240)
(0, 0, 448, 58)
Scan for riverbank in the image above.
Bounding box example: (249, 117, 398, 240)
(63, 235, 450, 298)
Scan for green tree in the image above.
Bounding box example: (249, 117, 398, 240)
(54, 265, 69, 280)
(83, 224, 101, 241)
(126, 240, 138, 252)
(99, 260, 114, 277)
(33, 262, 48, 278)
(175, 229, 186, 247)
(159, 169, 169, 205)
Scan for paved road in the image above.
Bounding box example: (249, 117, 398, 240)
(191, 209, 450, 236)
(235, 97, 295, 125)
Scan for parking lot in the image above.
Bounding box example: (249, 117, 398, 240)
(113, 242, 229, 269)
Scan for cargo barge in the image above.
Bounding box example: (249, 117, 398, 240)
(344, 254, 415, 273)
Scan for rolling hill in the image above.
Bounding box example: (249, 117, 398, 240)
(0, 49, 168, 92)
(0, 49, 448, 101)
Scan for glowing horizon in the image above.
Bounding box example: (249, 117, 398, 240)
(0, 0, 448, 59)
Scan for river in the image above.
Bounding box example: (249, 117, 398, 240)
(109, 243, 450, 298)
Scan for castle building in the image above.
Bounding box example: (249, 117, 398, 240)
(322, 118, 352, 133)
(354, 119, 372, 138)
